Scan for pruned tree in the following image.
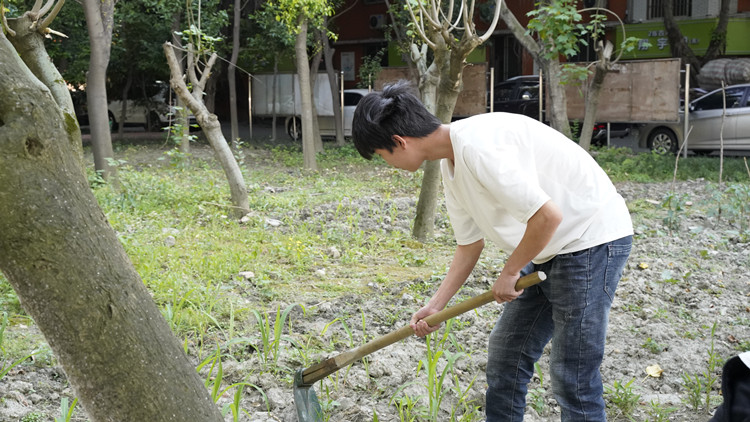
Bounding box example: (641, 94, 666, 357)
(403, 0, 502, 241)
(528, 5, 638, 150)
(318, 16, 346, 146)
(164, 41, 250, 219)
(0, 26, 224, 422)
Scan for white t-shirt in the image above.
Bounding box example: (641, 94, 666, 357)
(441, 113, 633, 264)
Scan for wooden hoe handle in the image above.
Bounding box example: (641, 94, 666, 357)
(300, 271, 546, 385)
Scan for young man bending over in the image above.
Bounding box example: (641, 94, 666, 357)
(351, 81, 633, 421)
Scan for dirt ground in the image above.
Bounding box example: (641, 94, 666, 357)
(1, 144, 748, 421)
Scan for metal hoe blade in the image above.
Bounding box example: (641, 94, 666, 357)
(293, 369, 323, 422)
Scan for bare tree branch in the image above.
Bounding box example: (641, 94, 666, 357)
(477, 0, 502, 43)
(40, 0, 65, 32)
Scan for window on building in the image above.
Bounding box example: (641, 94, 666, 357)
(648, 0, 692, 19)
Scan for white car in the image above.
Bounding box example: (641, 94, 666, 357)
(107, 82, 198, 132)
(635, 84, 750, 154)
(286, 89, 370, 140)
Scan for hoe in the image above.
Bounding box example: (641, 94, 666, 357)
(293, 271, 546, 421)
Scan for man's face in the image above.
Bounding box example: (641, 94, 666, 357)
(374, 140, 421, 172)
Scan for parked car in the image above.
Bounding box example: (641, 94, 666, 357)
(635, 83, 750, 154)
(286, 89, 370, 140)
(108, 82, 198, 132)
(490, 75, 542, 120)
(73, 81, 198, 132)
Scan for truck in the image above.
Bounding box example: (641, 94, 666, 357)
(250, 73, 368, 140)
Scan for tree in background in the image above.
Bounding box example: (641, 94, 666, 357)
(401, 0, 503, 241)
(0, 21, 224, 422)
(273, 0, 334, 170)
(82, 0, 117, 183)
(164, 36, 250, 219)
(228, 0, 246, 147)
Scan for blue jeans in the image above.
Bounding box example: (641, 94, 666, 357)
(485, 236, 632, 422)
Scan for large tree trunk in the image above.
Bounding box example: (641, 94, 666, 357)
(228, 0, 241, 148)
(164, 43, 250, 219)
(82, 0, 117, 182)
(0, 34, 224, 422)
(295, 17, 317, 170)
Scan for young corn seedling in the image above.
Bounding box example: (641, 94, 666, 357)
(646, 399, 677, 422)
(390, 384, 427, 422)
(449, 371, 482, 421)
(251, 303, 302, 372)
(683, 322, 723, 412)
(604, 378, 640, 419)
(198, 346, 269, 417)
(527, 362, 547, 416)
(320, 316, 356, 389)
(418, 319, 466, 420)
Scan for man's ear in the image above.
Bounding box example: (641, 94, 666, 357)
(392, 135, 408, 149)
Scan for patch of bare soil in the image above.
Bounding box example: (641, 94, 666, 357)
(2, 175, 748, 421)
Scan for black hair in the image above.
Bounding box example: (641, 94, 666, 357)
(352, 80, 442, 160)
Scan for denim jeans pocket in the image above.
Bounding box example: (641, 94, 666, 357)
(603, 238, 632, 301)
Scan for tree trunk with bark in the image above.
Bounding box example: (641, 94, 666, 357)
(309, 37, 324, 153)
(320, 23, 345, 146)
(295, 17, 318, 170)
(164, 42, 250, 219)
(228, 0, 241, 148)
(82, 0, 117, 183)
(169, 13, 191, 154)
(578, 39, 613, 150)
(0, 33, 224, 422)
